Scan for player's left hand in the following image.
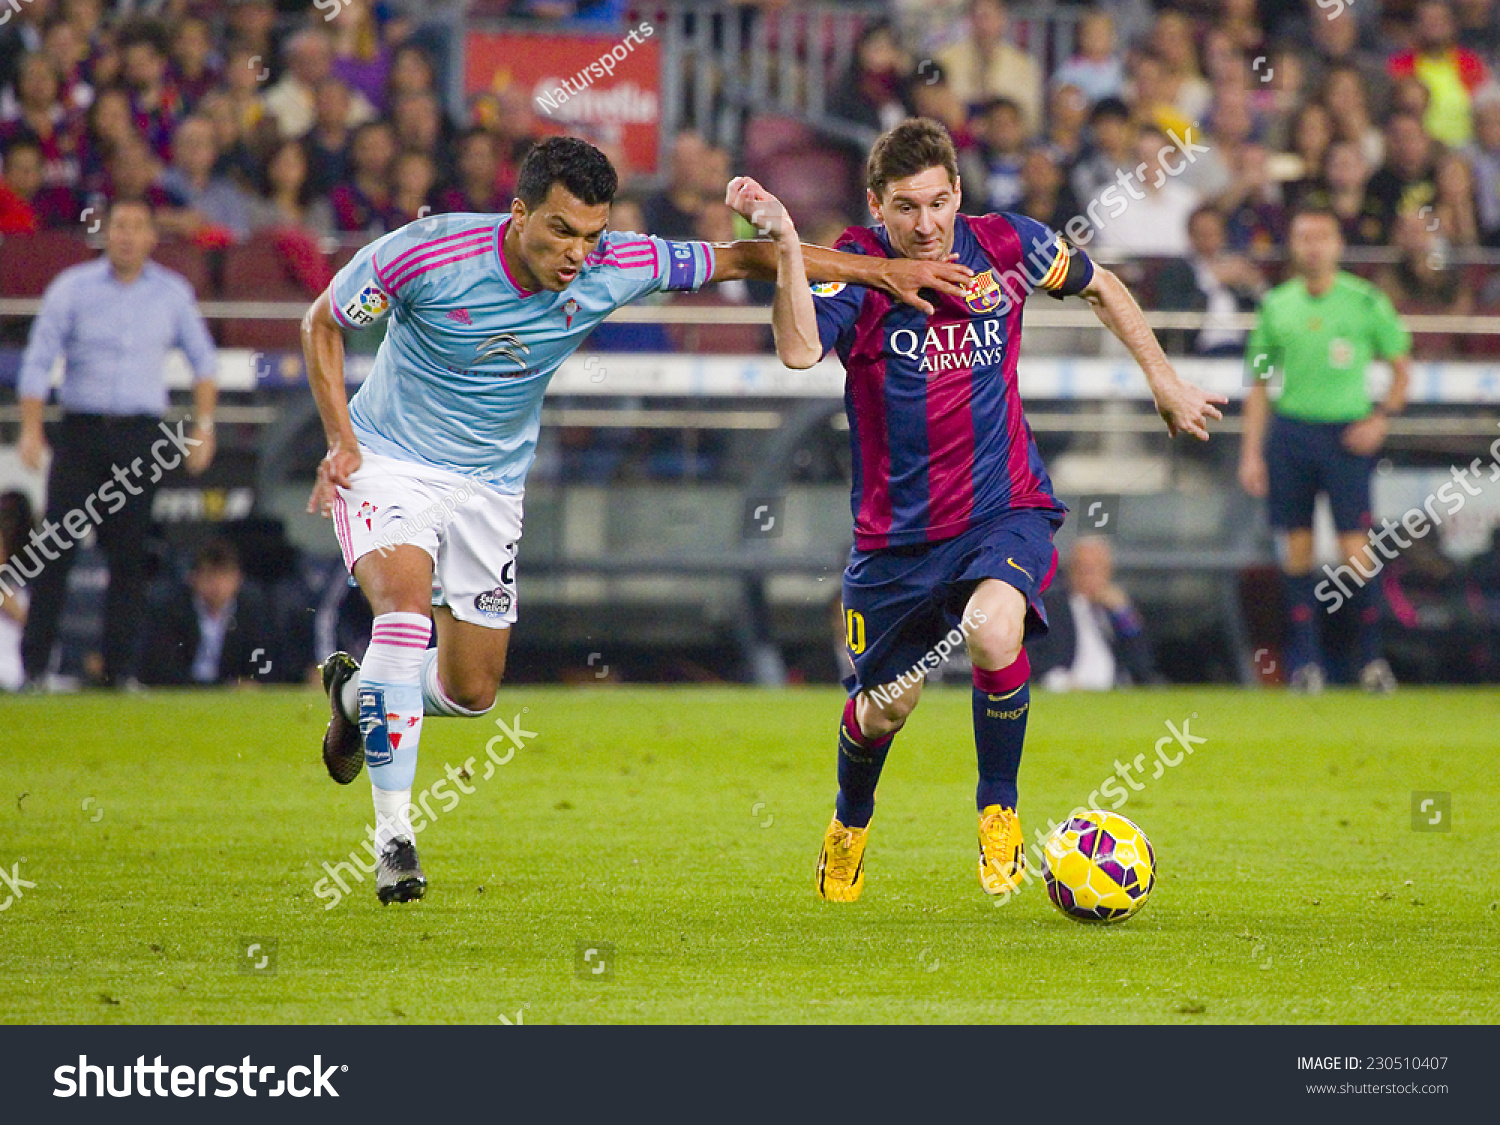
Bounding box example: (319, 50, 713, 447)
(1153, 374, 1226, 441)
(725, 175, 795, 241)
(185, 423, 215, 477)
(308, 441, 361, 517)
(1342, 413, 1387, 456)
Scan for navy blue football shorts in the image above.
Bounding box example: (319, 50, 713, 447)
(840, 506, 1064, 695)
(1265, 412, 1375, 533)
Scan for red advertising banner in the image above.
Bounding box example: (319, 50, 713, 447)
(465, 27, 662, 177)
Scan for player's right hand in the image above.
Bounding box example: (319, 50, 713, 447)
(877, 256, 973, 315)
(17, 427, 49, 472)
(1238, 456, 1268, 497)
(308, 442, 361, 517)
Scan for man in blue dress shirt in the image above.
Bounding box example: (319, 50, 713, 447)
(13, 200, 218, 686)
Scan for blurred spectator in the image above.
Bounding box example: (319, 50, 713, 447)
(938, 0, 1042, 132)
(104, 135, 174, 210)
(1033, 536, 1157, 691)
(643, 130, 706, 238)
(827, 19, 910, 136)
(0, 0, 46, 96)
(387, 42, 438, 103)
(390, 148, 437, 224)
(1, 136, 76, 229)
(139, 539, 272, 687)
(117, 18, 179, 161)
(328, 119, 398, 233)
(1153, 205, 1265, 355)
(903, 61, 978, 151)
(0, 491, 34, 692)
(1127, 53, 1195, 141)
(170, 17, 220, 113)
(1303, 0, 1390, 114)
(1322, 64, 1386, 169)
(303, 78, 355, 197)
(225, 0, 279, 76)
(194, 90, 255, 192)
(1219, 142, 1288, 253)
(1366, 110, 1439, 242)
(1283, 101, 1336, 209)
(1092, 125, 1200, 257)
(1017, 146, 1078, 230)
(1392, 73, 1435, 120)
(266, 29, 358, 141)
(79, 84, 135, 198)
(1070, 95, 1133, 205)
(41, 19, 95, 115)
(1464, 87, 1500, 242)
(1455, 0, 1500, 51)
(0, 147, 38, 232)
(250, 137, 329, 234)
(472, 84, 539, 201)
(1042, 82, 1089, 168)
(392, 89, 452, 168)
(1051, 8, 1125, 105)
(159, 115, 254, 241)
(1303, 139, 1386, 245)
(1389, 0, 1490, 147)
(437, 127, 509, 213)
(1184, 90, 1251, 203)
(331, 0, 393, 116)
(963, 96, 1028, 213)
(220, 43, 270, 141)
(1431, 149, 1481, 246)
(1379, 210, 1474, 356)
(1218, 0, 1265, 53)
(0, 53, 84, 212)
(1149, 10, 1212, 125)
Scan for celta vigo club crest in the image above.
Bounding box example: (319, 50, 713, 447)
(962, 270, 1004, 315)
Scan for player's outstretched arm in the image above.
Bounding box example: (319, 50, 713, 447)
(302, 286, 361, 516)
(710, 176, 972, 315)
(724, 177, 821, 368)
(1080, 266, 1227, 441)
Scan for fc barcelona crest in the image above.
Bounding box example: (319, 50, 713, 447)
(962, 270, 1004, 315)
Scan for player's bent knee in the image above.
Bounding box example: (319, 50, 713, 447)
(966, 619, 1024, 672)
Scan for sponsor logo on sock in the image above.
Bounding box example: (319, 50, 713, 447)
(358, 688, 393, 767)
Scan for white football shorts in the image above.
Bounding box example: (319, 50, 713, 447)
(331, 447, 522, 629)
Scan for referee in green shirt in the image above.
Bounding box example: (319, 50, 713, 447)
(1239, 207, 1412, 694)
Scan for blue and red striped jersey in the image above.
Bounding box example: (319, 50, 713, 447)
(814, 212, 1088, 551)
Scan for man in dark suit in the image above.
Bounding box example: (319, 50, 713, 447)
(1031, 536, 1157, 689)
(139, 539, 270, 686)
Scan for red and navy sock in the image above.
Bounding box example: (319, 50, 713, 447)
(834, 697, 895, 829)
(972, 650, 1031, 811)
(1283, 571, 1323, 672)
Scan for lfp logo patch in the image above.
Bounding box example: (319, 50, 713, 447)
(962, 271, 1003, 315)
(810, 282, 846, 297)
(341, 284, 390, 327)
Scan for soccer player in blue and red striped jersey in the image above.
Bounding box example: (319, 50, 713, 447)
(731, 119, 1225, 902)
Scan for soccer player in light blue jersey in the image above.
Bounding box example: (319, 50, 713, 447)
(301, 136, 971, 903)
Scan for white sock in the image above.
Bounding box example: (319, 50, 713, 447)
(420, 649, 493, 717)
(372, 784, 414, 851)
(340, 673, 360, 724)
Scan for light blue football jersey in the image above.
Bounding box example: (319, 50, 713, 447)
(330, 213, 715, 492)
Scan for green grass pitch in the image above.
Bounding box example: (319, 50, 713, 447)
(1, 686, 1497, 1024)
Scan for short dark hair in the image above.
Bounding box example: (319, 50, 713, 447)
(108, 198, 156, 224)
(978, 96, 1023, 120)
(1089, 96, 1131, 125)
(867, 117, 959, 200)
(1, 136, 42, 163)
(193, 538, 239, 572)
(514, 136, 617, 209)
(1289, 204, 1340, 228)
(117, 17, 171, 56)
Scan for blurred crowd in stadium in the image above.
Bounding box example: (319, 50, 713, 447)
(3, 0, 1500, 690)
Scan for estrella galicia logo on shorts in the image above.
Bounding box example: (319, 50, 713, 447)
(474, 587, 513, 617)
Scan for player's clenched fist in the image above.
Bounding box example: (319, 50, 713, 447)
(725, 175, 795, 241)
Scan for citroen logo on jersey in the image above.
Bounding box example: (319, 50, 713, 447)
(477, 332, 531, 366)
